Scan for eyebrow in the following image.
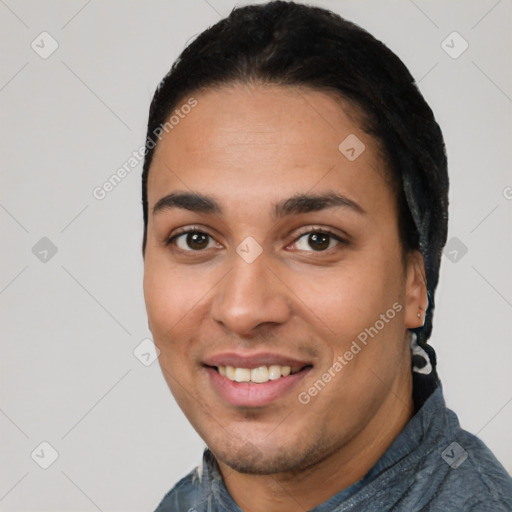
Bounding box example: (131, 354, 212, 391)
(152, 191, 366, 218)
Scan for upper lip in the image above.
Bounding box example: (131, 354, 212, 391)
(203, 351, 312, 370)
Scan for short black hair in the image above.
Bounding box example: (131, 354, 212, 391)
(141, 0, 449, 352)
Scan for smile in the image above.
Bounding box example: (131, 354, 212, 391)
(216, 364, 302, 383)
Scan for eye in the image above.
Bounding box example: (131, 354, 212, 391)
(293, 230, 345, 252)
(167, 227, 347, 254)
(169, 230, 218, 251)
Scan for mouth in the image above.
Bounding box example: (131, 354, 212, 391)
(202, 353, 313, 407)
(213, 364, 307, 383)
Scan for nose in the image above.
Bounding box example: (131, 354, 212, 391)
(210, 252, 291, 336)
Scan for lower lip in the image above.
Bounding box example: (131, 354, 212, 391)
(205, 366, 311, 407)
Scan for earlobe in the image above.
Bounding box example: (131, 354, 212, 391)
(404, 250, 428, 329)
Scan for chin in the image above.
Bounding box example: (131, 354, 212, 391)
(216, 448, 302, 475)
(210, 436, 328, 476)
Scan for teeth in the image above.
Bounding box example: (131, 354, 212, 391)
(251, 366, 269, 383)
(217, 364, 294, 383)
(226, 366, 236, 380)
(234, 368, 251, 382)
(280, 366, 291, 377)
(268, 365, 282, 380)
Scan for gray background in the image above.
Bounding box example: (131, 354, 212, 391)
(1, 0, 511, 510)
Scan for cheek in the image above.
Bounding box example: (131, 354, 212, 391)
(143, 249, 225, 359)
(143, 253, 196, 342)
(291, 257, 401, 340)
(143, 260, 199, 403)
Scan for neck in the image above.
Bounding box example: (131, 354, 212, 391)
(216, 371, 414, 512)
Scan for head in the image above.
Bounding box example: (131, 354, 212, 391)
(142, 1, 448, 476)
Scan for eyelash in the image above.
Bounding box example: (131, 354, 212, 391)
(166, 225, 348, 254)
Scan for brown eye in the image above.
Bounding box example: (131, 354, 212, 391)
(308, 233, 330, 251)
(187, 232, 209, 250)
(295, 231, 341, 252)
(172, 231, 215, 251)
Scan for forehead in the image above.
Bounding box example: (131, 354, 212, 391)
(146, 84, 392, 214)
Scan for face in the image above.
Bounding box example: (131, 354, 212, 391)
(143, 84, 425, 475)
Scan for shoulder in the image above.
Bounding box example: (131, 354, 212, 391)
(154, 465, 205, 512)
(419, 424, 512, 511)
(454, 429, 512, 508)
(397, 389, 512, 511)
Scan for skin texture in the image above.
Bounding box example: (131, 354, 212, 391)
(143, 84, 428, 512)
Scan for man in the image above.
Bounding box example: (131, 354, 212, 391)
(141, 2, 512, 510)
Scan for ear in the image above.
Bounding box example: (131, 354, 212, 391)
(404, 250, 428, 329)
